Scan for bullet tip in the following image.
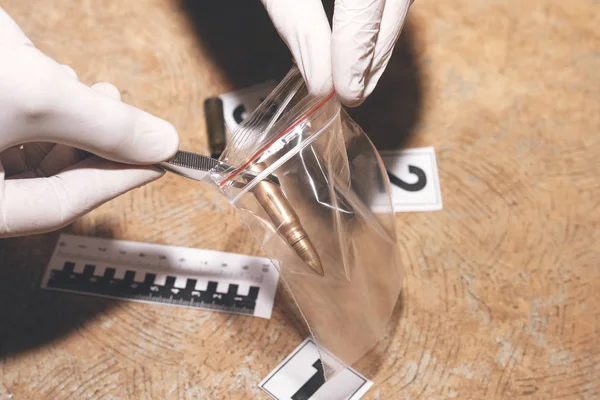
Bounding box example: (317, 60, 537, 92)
(308, 260, 324, 276)
(292, 238, 324, 276)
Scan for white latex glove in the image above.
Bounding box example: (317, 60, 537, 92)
(262, 0, 413, 107)
(0, 8, 179, 238)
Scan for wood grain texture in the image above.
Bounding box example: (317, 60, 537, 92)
(1, 0, 599, 399)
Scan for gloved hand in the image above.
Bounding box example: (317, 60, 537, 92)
(262, 0, 413, 107)
(0, 8, 179, 238)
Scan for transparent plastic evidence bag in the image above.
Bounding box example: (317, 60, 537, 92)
(206, 67, 403, 379)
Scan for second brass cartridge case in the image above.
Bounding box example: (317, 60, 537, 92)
(204, 97, 227, 159)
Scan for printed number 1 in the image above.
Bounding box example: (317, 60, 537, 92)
(291, 360, 325, 400)
(388, 165, 427, 192)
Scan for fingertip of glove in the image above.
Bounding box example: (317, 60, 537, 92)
(339, 95, 366, 108)
(306, 76, 334, 98)
(101, 82, 178, 161)
(159, 119, 180, 161)
(295, 58, 333, 99)
(92, 82, 121, 101)
(333, 73, 367, 107)
(88, 81, 179, 164)
(133, 113, 180, 163)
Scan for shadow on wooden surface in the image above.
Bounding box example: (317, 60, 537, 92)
(180, 0, 423, 151)
(180, 0, 292, 88)
(345, 21, 423, 151)
(0, 228, 118, 360)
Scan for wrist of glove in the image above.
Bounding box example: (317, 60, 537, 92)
(0, 8, 179, 238)
(261, 0, 413, 107)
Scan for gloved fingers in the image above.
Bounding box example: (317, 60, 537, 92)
(362, 0, 412, 98)
(45, 72, 178, 164)
(2, 49, 179, 165)
(0, 7, 34, 47)
(91, 82, 121, 101)
(11, 82, 141, 178)
(261, 0, 333, 96)
(331, 0, 386, 106)
(0, 155, 164, 238)
(14, 83, 122, 178)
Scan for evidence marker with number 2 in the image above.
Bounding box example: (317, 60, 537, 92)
(379, 147, 443, 213)
(40, 234, 280, 319)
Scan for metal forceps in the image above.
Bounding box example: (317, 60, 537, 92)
(157, 150, 281, 187)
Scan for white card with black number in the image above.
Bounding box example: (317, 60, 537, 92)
(259, 338, 373, 400)
(378, 146, 443, 212)
(219, 80, 278, 133)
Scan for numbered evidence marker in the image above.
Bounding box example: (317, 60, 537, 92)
(40, 234, 279, 319)
(259, 338, 373, 400)
(219, 80, 278, 133)
(376, 146, 443, 213)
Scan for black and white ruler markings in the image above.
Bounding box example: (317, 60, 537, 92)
(41, 234, 280, 319)
(259, 338, 373, 400)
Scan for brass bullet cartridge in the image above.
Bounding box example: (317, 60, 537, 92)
(249, 163, 324, 276)
(203, 97, 321, 274)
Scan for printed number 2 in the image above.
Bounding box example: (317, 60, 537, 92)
(388, 165, 427, 192)
(291, 360, 325, 400)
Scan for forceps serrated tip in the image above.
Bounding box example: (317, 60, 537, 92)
(167, 150, 221, 171)
(159, 150, 281, 187)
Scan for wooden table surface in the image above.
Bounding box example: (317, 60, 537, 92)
(1, 0, 599, 399)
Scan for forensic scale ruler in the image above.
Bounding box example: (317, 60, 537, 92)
(40, 234, 279, 319)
